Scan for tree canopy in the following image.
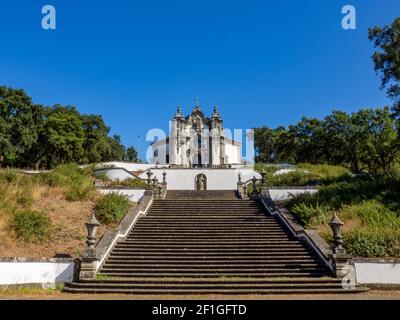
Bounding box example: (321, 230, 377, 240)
(254, 107, 400, 173)
(369, 17, 400, 117)
(0, 86, 138, 169)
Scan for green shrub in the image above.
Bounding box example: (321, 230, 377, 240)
(0, 169, 19, 183)
(289, 202, 328, 227)
(343, 230, 400, 257)
(12, 210, 51, 243)
(38, 164, 94, 201)
(94, 193, 130, 224)
(15, 193, 34, 207)
(298, 164, 352, 183)
(340, 200, 400, 230)
(109, 178, 148, 188)
(255, 163, 352, 187)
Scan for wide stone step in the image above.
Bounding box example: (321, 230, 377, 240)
(145, 215, 269, 218)
(111, 248, 308, 255)
(107, 254, 319, 260)
(126, 235, 291, 240)
(150, 209, 267, 211)
(116, 242, 299, 248)
(100, 267, 329, 274)
(79, 276, 340, 284)
(105, 258, 320, 264)
(108, 254, 315, 262)
(150, 204, 261, 207)
(96, 271, 329, 278)
(135, 224, 282, 228)
(131, 230, 286, 234)
(114, 243, 304, 249)
(102, 262, 324, 269)
(133, 225, 284, 229)
(67, 281, 343, 290)
(146, 212, 268, 216)
(149, 208, 264, 211)
(64, 286, 367, 294)
(149, 211, 265, 213)
(130, 230, 289, 235)
(138, 219, 278, 223)
(144, 218, 270, 221)
(151, 201, 260, 204)
(123, 238, 293, 244)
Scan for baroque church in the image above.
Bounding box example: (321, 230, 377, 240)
(151, 101, 242, 168)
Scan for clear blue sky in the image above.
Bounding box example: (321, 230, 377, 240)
(1, 1, 399, 159)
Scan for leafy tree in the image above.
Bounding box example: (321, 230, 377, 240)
(0, 86, 42, 168)
(360, 107, 400, 172)
(323, 111, 367, 173)
(40, 105, 85, 169)
(126, 146, 138, 162)
(81, 114, 111, 163)
(104, 135, 127, 161)
(369, 17, 400, 117)
(0, 87, 134, 168)
(254, 107, 400, 174)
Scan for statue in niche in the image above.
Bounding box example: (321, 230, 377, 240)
(195, 174, 207, 190)
(193, 117, 202, 133)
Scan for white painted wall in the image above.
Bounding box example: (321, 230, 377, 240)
(355, 262, 400, 285)
(269, 189, 318, 202)
(224, 142, 241, 164)
(95, 168, 134, 181)
(98, 189, 145, 202)
(139, 168, 260, 190)
(96, 162, 165, 171)
(0, 261, 74, 286)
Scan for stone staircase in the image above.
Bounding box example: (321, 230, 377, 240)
(65, 191, 366, 294)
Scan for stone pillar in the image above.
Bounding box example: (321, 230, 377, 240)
(220, 136, 225, 166)
(169, 120, 178, 165)
(79, 249, 98, 280)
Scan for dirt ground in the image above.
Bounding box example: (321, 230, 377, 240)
(0, 186, 118, 258)
(1, 288, 400, 300)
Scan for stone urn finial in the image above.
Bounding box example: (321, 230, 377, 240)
(146, 170, 153, 184)
(260, 172, 266, 186)
(152, 176, 158, 186)
(162, 171, 167, 184)
(85, 211, 100, 249)
(329, 213, 345, 254)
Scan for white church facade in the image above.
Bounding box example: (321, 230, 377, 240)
(150, 103, 242, 168)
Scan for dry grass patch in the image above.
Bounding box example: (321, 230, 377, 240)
(0, 165, 127, 258)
